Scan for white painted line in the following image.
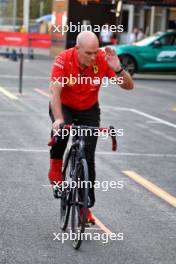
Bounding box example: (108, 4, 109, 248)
(34, 88, 50, 97)
(135, 123, 176, 142)
(84, 228, 101, 230)
(0, 74, 49, 80)
(96, 152, 176, 157)
(147, 128, 176, 142)
(102, 106, 176, 129)
(102, 106, 131, 111)
(0, 148, 48, 152)
(146, 120, 161, 124)
(131, 109, 176, 129)
(136, 84, 176, 97)
(0, 148, 176, 157)
(67, 227, 101, 231)
(0, 86, 18, 100)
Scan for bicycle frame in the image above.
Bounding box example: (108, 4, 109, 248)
(62, 132, 86, 179)
(48, 123, 117, 249)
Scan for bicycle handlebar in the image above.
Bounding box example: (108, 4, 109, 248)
(48, 124, 117, 151)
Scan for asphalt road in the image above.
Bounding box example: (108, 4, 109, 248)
(0, 57, 176, 264)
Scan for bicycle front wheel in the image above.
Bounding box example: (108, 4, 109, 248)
(71, 158, 89, 249)
(60, 152, 72, 231)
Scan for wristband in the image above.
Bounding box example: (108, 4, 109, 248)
(115, 68, 124, 75)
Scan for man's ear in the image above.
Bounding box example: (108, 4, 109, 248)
(75, 44, 79, 50)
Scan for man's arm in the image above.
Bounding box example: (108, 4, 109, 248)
(115, 69, 134, 90)
(49, 81, 64, 132)
(105, 47, 134, 90)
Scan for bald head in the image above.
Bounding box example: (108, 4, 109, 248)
(75, 31, 99, 68)
(76, 31, 99, 48)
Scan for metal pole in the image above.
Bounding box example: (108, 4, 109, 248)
(23, 0, 30, 32)
(13, 0, 17, 31)
(40, 1, 44, 17)
(116, 0, 123, 39)
(150, 6, 156, 35)
(19, 53, 24, 94)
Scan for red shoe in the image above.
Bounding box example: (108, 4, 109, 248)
(80, 208, 95, 225)
(48, 159, 63, 198)
(48, 159, 63, 184)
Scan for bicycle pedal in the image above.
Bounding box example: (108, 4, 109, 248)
(54, 193, 61, 199)
(52, 185, 62, 199)
(53, 191, 62, 199)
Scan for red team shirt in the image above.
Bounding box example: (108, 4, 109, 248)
(51, 47, 116, 110)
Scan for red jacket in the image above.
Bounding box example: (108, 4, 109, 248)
(51, 47, 116, 110)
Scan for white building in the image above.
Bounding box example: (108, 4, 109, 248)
(120, 2, 176, 43)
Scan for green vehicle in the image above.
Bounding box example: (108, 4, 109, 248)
(112, 31, 176, 75)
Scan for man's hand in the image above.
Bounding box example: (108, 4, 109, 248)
(105, 47, 121, 72)
(52, 118, 64, 135)
(104, 46, 134, 90)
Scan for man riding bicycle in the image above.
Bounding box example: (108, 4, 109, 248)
(48, 31, 134, 224)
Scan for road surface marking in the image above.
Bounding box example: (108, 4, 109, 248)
(133, 122, 176, 142)
(136, 84, 176, 97)
(131, 109, 176, 129)
(0, 74, 49, 80)
(92, 214, 113, 235)
(147, 128, 176, 142)
(146, 120, 161, 124)
(0, 148, 48, 152)
(42, 185, 113, 234)
(122, 170, 176, 208)
(34, 88, 50, 97)
(67, 227, 101, 230)
(102, 106, 176, 129)
(0, 86, 18, 100)
(0, 148, 176, 158)
(96, 152, 176, 157)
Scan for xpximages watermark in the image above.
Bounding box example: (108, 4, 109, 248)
(53, 75, 124, 88)
(53, 230, 124, 244)
(53, 179, 124, 192)
(53, 22, 124, 35)
(53, 127, 124, 139)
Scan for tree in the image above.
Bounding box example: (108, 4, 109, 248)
(17, 0, 23, 18)
(16, 0, 52, 19)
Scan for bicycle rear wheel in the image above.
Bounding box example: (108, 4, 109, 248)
(71, 158, 89, 249)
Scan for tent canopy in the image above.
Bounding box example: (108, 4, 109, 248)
(36, 14, 52, 23)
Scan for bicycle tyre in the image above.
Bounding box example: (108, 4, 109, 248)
(60, 151, 73, 231)
(71, 158, 89, 249)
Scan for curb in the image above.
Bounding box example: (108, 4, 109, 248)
(134, 74, 176, 81)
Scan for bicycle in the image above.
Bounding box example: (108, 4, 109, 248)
(48, 123, 117, 249)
